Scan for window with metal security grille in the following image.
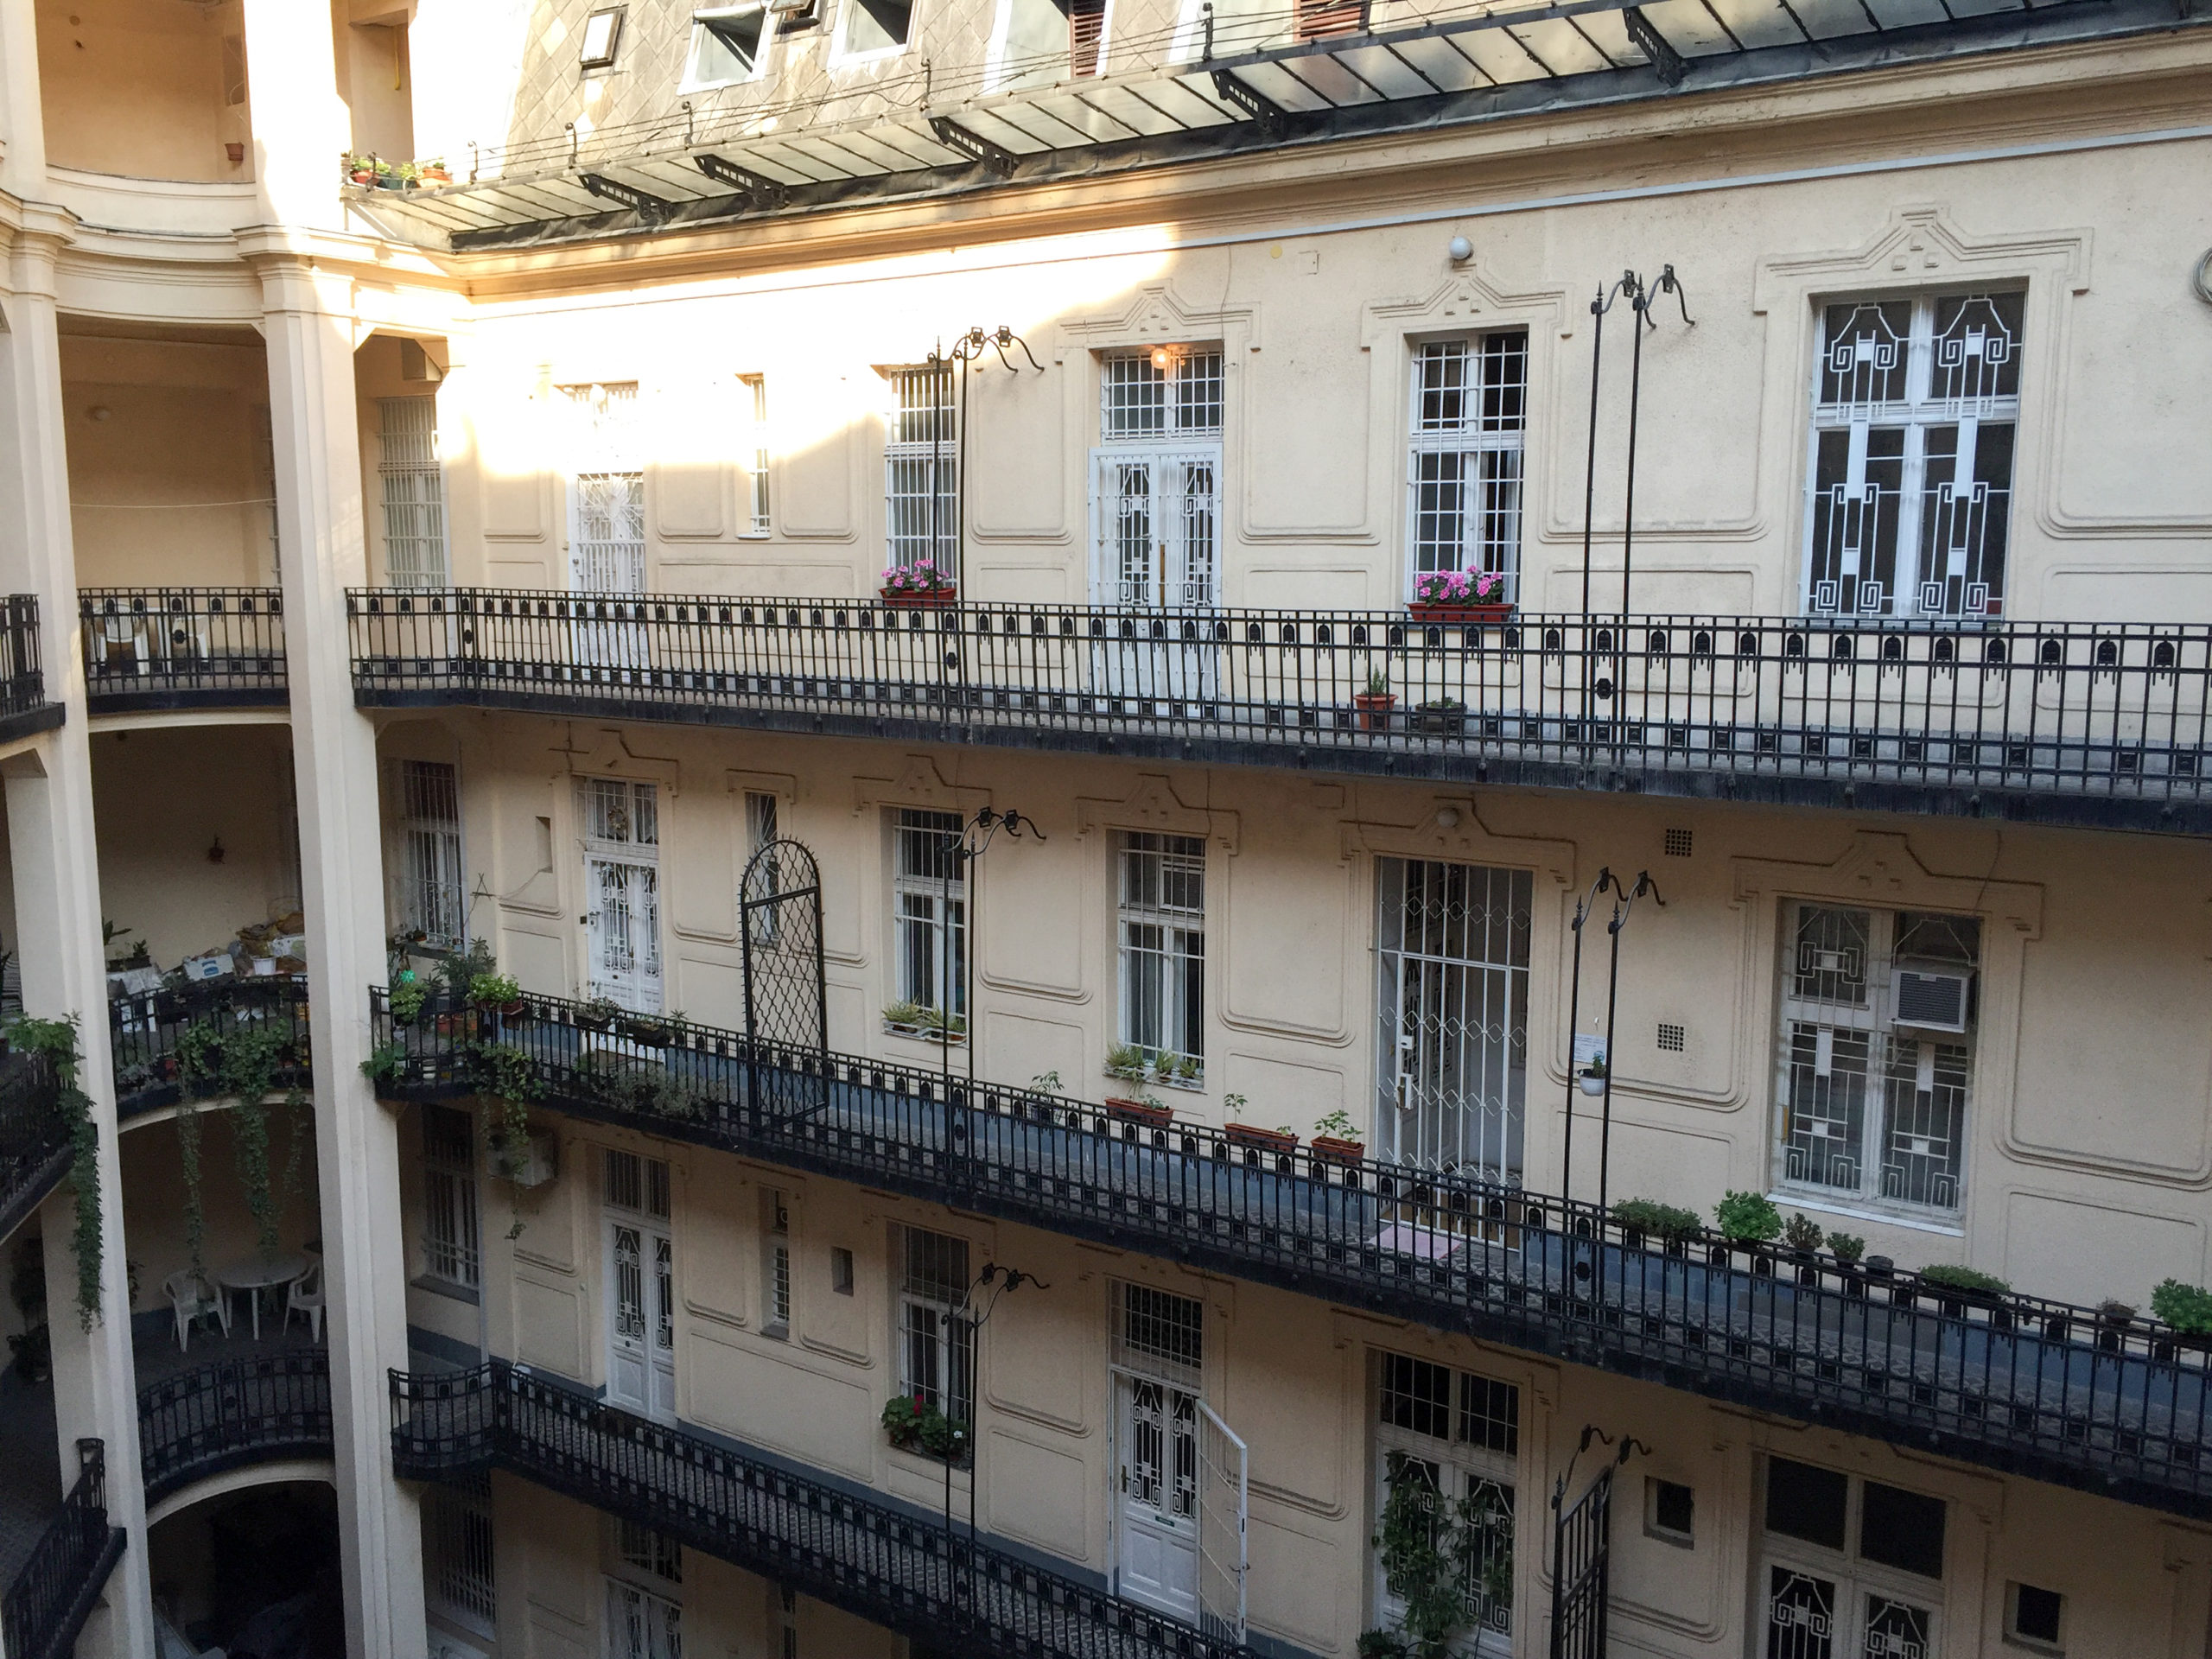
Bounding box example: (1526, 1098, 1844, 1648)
(1117, 832, 1205, 1079)
(1092, 350, 1224, 608)
(884, 365, 957, 573)
(1375, 859, 1531, 1180)
(893, 808, 966, 1020)
(1372, 1351, 1518, 1649)
(613, 1516, 683, 1584)
(1774, 904, 1979, 1214)
(605, 1149, 671, 1220)
(683, 6, 772, 86)
(378, 397, 448, 587)
(772, 1582, 800, 1659)
(1407, 334, 1527, 599)
(897, 1226, 974, 1431)
(1663, 828, 1694, 859)
(603, 1577, 679, 1659)
(1656, 1022, 1687, 1053)
(1803, 292, 2022, 620)
(761, 1187, 791, 1337)
(582, 779, 662, 1014)
(420, 1103, 480, 1290)
(396, 760, 467, 953)
(423, 1470, 496, 1636)
(561, 383, 645, 594)
(741, 374, 772, 534)
(1112, 1281, 1204, 1389)
(1761, 1458, 1945, 1659)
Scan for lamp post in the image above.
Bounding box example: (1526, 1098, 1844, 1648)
(934, 806, 1048, 1106)
(925, 325, 1044, 588)
(943, 1259, 1050, 1630)
(1576, 264, 1694, 618)
(1595, 870, 1664, 1218)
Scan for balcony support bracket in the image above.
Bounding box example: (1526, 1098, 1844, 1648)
(1622, 7, 1688, 86)
(694, 153, 791, 208)
(1211, 70, 1286, 136)
(927, 118, 1020, 177)
(578, 173, 673, 221)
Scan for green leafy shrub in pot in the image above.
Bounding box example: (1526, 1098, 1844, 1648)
(1917, 1262, 2011, 1298)
(2152, 1279, 2212, 1333)
(1782, 1211, 1825, 1252)
(1825, 1231, 1866, 1263)
(1713, 1190, 1783, 1243)
(1610, 1198, 1702, 1243)
(389, 980, 428, 1026)
(469, 972, 521, 1008)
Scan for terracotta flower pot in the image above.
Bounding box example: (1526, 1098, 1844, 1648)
(1353, 693, 1395, 733)
(1309, 1135, 1365, 1165)
(1408, 601, 1516, 625)
(880, 587, 958, 609)
(1105, 1096, 1175, 1130)
(1224, 1122, 1298, 1154)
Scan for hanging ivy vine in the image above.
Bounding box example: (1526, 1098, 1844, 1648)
(177, 1018, 302, 1265)
(7, 1016, 103, 1329)
(175, 1097, 206, 1276)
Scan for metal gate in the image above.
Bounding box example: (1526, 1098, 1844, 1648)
(1549, 1464, 1615, 1659)
(740, 837, 828, 1120)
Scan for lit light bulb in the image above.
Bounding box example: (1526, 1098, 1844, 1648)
(1149, 346, 1173, 372)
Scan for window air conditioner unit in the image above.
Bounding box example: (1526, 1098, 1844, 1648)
(490, 1128, 559, 1188)
(1891, 965, 1971, 1033)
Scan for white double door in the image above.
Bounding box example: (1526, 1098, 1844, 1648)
(1090, 446, 1223, 702)
(587, 855, 662, 1013)
(604, 1212, 676, 1422)
(569, 471, 648, 667)
(1114, 1372, 1247, 1640)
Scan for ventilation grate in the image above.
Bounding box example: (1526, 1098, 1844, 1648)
(1656, 1021, 1687, 1052)
(1663, 828, 1694, 858)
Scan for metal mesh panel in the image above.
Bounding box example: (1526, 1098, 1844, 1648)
(424, 1474, 496, 1631)
(741, 836, 827, 1118)
(378, 397, 448, 587)
(1113, 1281, 1204, 1388)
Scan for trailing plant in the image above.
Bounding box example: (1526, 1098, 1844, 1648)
(1917, 1263, 2011, 1297)
(467, 1039, 544, 1156)
(1713, 1190, 1783, 1243)
(1610, 1198, 1703, 1243)
(1825, 1231, 1866, 1263)
(880, 1392, 969, 1460)
(7, 1017, 102, 1327)
(2152, 1279, 2212, 1334)
(1782, 1211, 1826, 1252)
(276, 1090, 313, 1241)
(388, 980, 429, 1026)
(176, 1096, 205, 1277)
(362, 1041, 407, 1087)
(1372, 1449, 1512, 1658)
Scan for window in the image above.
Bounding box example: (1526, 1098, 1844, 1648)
(579, 6, 626, 67)
(378, 397, 448, 587)
(1775, 904, 1980, 1213)
(838, 0, 913, 53)
(761, 1187, 791, 1336)
(1761, 1457, 1944, 1659)
(741, 374, 772, 534)
(423, 1471, 495, 1635)
(772, 1583, 800, 1659)
(1093, 349, 1224, 607)
(892, 808, 965, 1021)
(397, 760, 466, 953)
(1113, 1281, 1204, 1387)
(897, 1226, 973, 1431)
(420, 1104, 480, 1291)
(990, 0, 1103, 86)
(1117, 832, 1205, 1078)
(884, 365, 957, 574)
(614, 1517, 682, 1585)
(2006, 1583, 2063, 1651)
(562, 383, 645, 594)
(683, 6, 771, 85)
(1803, 291, 2022, 619)
(603, 1579, 678, 1659)
(1645, 1478, 1694, 1547)
(1407, 334, 1527, 599)
(1372, 1351, 1519, 1652)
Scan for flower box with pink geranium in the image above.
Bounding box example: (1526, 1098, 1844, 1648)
(879, 559, 958, 608)
(1408, 569, 1514, 622)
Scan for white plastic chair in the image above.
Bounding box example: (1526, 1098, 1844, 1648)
(285, 1260, 324, 1342)
(164, 1269, 228, 1352)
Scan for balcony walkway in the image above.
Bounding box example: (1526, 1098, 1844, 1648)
(79, 588, 287, 717)
(353, 591, 2212, 834)
(377, 990, 2212, 1521)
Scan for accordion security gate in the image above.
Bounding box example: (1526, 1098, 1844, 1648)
(351, 591, 2212, 833)
(372, 987, 2212, 1522)
(391, 1361, 1250, 1659)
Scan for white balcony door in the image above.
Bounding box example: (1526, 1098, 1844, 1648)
(1116, 1374, 1201, 1622)
(604, 1215, 675, 1422)
(586, 856, 662, 1014)
(1088, 446, 1222, 703)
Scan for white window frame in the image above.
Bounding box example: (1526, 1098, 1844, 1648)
(420, 1103, 481, 1292)
(1772, 902, 1979, 1217)
(740, 373, 772, 535)
(396, 759, 467, 954)
(1800, 289, 2023, 620)
(681, 3, 776, 87)
(560, 383, 645, 594)
(892, 807, 965, 1020)
(832, 0, 916, 61)
(581, 779, 663, 1014)
(1116, 831, 1205, 1080)
(761, 1186, 791, 1337)
(985, 0, 1109, 88)
(377, 396, 449, 588)
(1758, 1459, 1946, 1659)
(896, 1224, 974, 1430)
(1370, 1351, 1519, 1657)
(1404, 333, 1527, 603)
(1090, 348, 1224, 609)
(882, 365, 957, 575)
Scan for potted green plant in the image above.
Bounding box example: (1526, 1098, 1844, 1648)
(1224, 1095, 1298, 1158)
(388, 978, 429, 1027)
(417, 157, 452, 183)
(469, 972, 523, 1015)
(345, 154, 378, 186)
(1412, 697, 1466, 736)
(1354, 666, 1395, 733)
(1713, 1191, 1783, 1267)
(1577, 1055, 1607, 1096)
(1609, 1198, 1702, 1252)
(380, 160, 417, 191)
(1825, 1230, 1866, 1265)
(575, 994, 623, 1033)
(620, 1008, 674, 1046)
(1105, 1091, 1176, 1132)
(881, 1000, 927, 1037)
(1917, 1262, 2011, 1314)
(2152, 1278, 2212, 1335)
(1310, 1108, 1364, 1165)
(1104, 1041, 1149, 1084)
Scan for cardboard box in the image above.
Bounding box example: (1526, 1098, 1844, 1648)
(181, 955, 232, 982)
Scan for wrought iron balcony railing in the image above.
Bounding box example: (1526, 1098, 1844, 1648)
(111, 976, 311, 1121)
(81, 588, 287, 714)
(140, 1349, 334, 1504)
(392, 1359, 1249, 1659)
(372, 987, 2212, 1521)
(0, 1048, 70, 1243)
(352, 589, 2212, 833)
(0, 594, 60, 741)
(2, 1440, 124, 1659)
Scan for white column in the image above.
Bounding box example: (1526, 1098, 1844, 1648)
(0, 209, 157, 1659)
(247, 238, 424, 1659)
(240, 0, 352, 232)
